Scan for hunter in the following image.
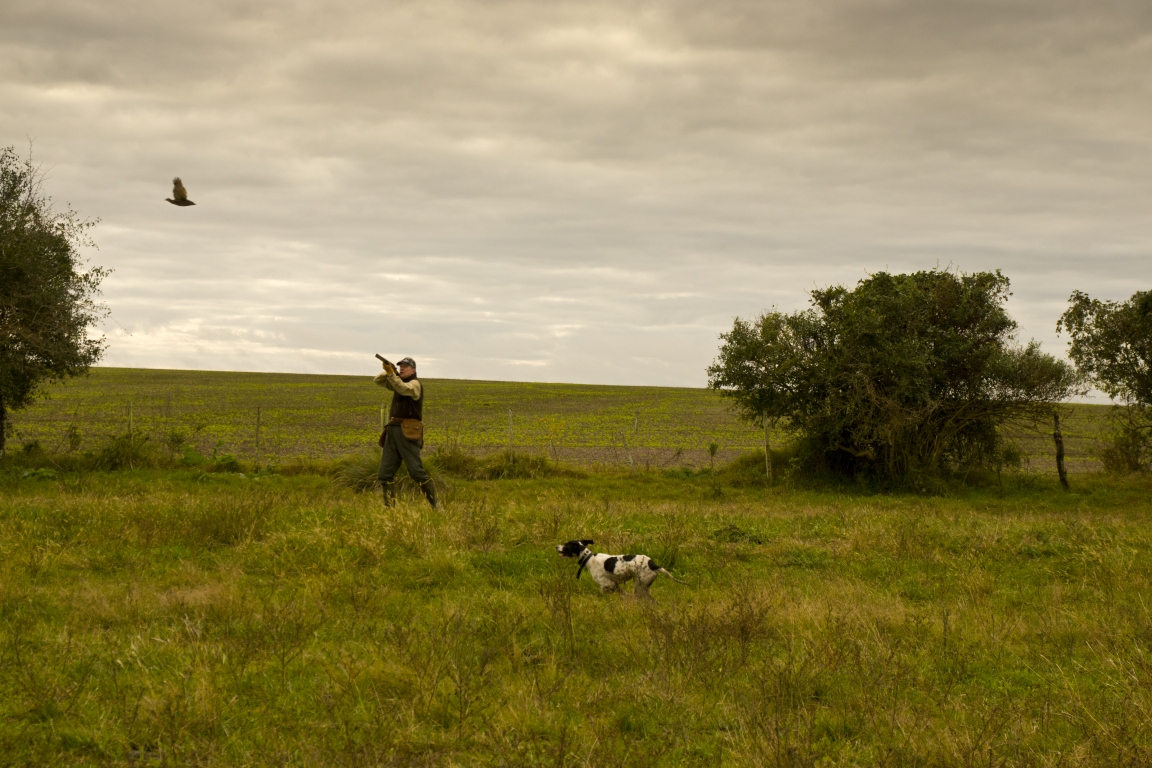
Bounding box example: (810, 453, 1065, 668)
(375, 356, 438, 508)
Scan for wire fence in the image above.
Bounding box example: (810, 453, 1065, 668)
(8, 397, 1110, 475)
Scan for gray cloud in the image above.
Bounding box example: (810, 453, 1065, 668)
(2, 0, 1150, 387)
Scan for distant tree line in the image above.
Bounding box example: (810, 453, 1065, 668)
(710, 269, 1151, 482)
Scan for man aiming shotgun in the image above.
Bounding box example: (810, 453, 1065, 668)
(374, 355, 438, 508)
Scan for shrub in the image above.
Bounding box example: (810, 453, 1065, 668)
(179, 445, 208, 467)
(711, 448, 795, 487)
(429, 444, 482, 478)
(429, 446, 584, 481)
(709, 269, 1082, 481)
(332, 452, 382, 492)
(65, 424, 82, 452)
(1099, 421, 1151, 474)
(1059, 288, 1152, 474)
(93, 433, 159, 470)
(331, 451, 453, 499)
(472, 450, 554, 480)
(163, 429, 187, 455)
(211, 453, 242, 473)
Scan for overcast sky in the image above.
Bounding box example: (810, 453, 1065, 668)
(2, 0, 1150, 387)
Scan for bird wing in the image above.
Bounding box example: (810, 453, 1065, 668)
(172, 177, 188, 202)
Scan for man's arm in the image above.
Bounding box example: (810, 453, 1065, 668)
(374, 371, 422, 399)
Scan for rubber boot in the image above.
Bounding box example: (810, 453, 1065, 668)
(381, 481, 397, 507)
(420, 479, 440, 510)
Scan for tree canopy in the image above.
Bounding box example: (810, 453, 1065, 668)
(708, 269, 1081, 480)
(1058, 289, 1152, 472)
(0, 146, 108, 454)
(1057, 289, 1152, 408)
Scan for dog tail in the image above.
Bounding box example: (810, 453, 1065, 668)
(658, 568, 689, 585)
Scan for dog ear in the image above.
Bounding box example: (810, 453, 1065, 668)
(582, 539, 594, 546)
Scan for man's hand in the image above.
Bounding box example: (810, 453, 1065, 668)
(382, 361, 396, 376)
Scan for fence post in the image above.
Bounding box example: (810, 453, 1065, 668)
(764, 416, 773, 485)
(255, 407, 261, 468)
(622, 432, 636, 475)
(1054, 411, 1070, 491)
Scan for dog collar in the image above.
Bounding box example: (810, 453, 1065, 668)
(576, 550, 593, 580)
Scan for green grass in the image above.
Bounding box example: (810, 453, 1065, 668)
(8, 367, 771, 468)
(3, 463, 1152, 765)
(6, 367, 1118, 473)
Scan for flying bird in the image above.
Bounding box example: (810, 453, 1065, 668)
(166, 177, 196, 206)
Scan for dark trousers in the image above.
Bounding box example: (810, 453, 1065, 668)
(378, 424, 430, 484)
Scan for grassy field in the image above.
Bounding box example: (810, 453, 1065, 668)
(7, 367, 1114, 473)
(2, 466, 1152, 766)
(7, 367, 768, 468)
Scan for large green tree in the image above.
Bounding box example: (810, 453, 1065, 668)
(0, 146, 108, 455)
(708, 269, 1081, 480)
(1058, 289, 1152, 471)
(1058, 289, 1152, 407)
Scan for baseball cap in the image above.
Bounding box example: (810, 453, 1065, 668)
(397, 357, 416, 368)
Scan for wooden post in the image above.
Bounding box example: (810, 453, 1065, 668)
(1054, 411, 1070, 491)
(255, 407, 262, 468)
(764, 416, 773, 485)
(622, 432, 636, 475)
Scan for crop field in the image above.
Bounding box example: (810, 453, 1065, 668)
(8, 367, 1114, 473)
(2, 468, 1151, 766)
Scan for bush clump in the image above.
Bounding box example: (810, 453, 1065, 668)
(93, 433, 159, 470)
(330, 452, 453, 501)
(1099, 421, 1151, 475)
(331, 452, 385, 492)
(709, 269, 1082, 482)
(430, 446, 584, 480)
(0, 432, 256, 475)
(330, 443, 585, 494)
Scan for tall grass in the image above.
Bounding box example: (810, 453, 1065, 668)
(431, 444, 586, 480)
(2, 465, 1152, 765)
(6, 431, 245, 474)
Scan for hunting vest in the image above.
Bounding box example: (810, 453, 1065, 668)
(388, 375, 423, 422)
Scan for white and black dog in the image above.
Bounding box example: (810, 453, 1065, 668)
(556, 539, 686, 597)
